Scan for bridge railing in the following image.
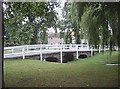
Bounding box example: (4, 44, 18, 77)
(4, 44, 110, 62)
(4, 44, 90, 54)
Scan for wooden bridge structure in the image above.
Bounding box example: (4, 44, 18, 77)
(4, 44, 109, 63)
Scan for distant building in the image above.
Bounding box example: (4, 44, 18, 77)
(48, 33, 64, 44)
(48, 32, 89, 45)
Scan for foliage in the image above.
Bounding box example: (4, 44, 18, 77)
(58, 3, 73, 44)
(68, 2, 119, 51)
(3, 2, 59, 46)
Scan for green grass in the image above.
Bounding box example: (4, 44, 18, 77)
(4, 51, 119, 87)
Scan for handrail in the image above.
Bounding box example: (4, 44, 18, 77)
(4, 44, 90, 54)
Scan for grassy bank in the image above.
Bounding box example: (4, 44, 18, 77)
(4, 51, 119, 87)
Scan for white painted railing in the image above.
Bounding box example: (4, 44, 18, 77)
(4, 44, 109, 63)
(4, 44, 89, 53)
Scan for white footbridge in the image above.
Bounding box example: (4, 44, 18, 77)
(4, 44, 108, 63)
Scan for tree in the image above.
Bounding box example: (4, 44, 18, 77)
(68, 2, 118, 52)
(3, 2, 59, 46)
(60, 2, 88, 44)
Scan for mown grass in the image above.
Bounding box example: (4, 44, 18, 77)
(4, 51, 119, 87)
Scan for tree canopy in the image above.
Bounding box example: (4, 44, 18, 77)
(61, 2, 119, 51)
(3, 2, 59, 46)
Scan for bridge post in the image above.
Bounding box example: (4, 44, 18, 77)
(40, 45, 43, 61)
(99, 45, 101, 53)
(81, 44, 83, 49)
(60, 45, 63, 63)
(27, 45, 29, 53)
(90, 48, 93, 56)
(76, 45, 78, 59)
(12, 48, 14, 54)
(22, 47, 25, 59)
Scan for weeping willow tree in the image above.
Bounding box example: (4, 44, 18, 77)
(61, 2, 88, 44)
(69, 2, 119, 53)
(69, 2, 86, 44)
(80, 3, 108, 49)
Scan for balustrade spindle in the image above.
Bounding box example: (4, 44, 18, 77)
(60, 45, 63, 63)
(12, 48, 14, 54)
(40, 45, 43, 61)
(27, 45, 29, 53)
(76, 45, 78, 59)
(90, 48, 93, 56)
(22, 47, 25, 59)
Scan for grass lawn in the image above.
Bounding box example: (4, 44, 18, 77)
(4, 51, 119, 87)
